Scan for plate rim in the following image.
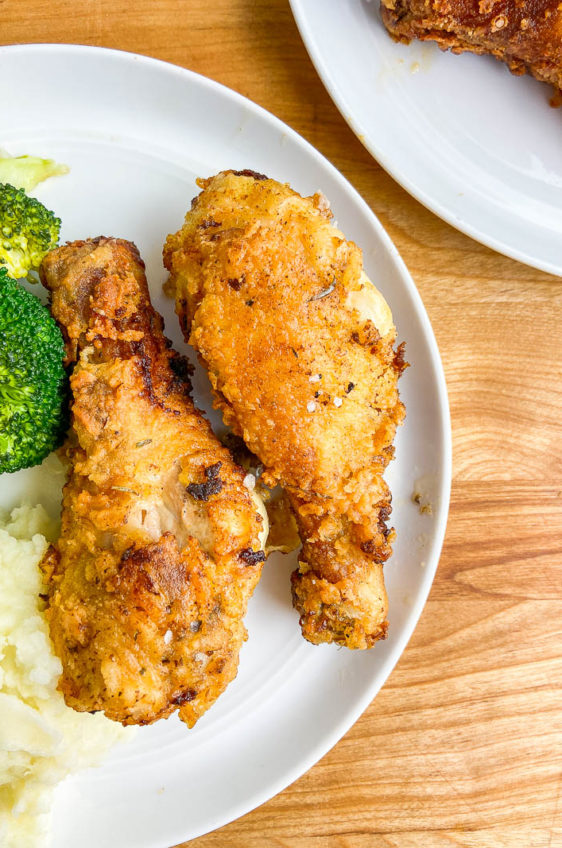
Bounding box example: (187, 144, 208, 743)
(289, 0, 562, 278)
(0, 41, 452, 846)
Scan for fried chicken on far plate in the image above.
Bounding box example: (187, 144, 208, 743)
(164, 171, 406, 650)
(380, 0, 562, 92)
(40, 237, 267, 727)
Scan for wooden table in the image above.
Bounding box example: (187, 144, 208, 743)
(4, 2, 561, 845)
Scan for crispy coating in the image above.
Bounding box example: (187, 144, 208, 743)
(163, 171, 406, 649)
(39, 237, 267, 726)
(380, 0, 562, 91)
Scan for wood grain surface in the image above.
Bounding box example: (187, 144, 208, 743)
(3, 2, 561, 846)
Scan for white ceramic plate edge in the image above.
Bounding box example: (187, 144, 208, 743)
(0, 43, 452, 845)
(289, 0, 562, 277)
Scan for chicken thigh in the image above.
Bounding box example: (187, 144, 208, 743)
(381, 0, 562, 92)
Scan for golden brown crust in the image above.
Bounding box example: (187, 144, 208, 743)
(164, 172, 405, 650)
(380, 0, 562, 90)
(40, 237, 266, 726)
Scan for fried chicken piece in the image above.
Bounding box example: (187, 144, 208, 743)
(163, 171, 406, 649)
(39, 237, 267, 726)
(380, 0, 562, 92)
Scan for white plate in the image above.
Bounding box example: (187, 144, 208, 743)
(290, 0, 562, 276)
(0, 44, 451, 848)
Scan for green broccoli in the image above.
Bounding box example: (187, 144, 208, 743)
(0, 183, 61, 279)
(0, 154, 69, 193)
(0, 267, 69, 473)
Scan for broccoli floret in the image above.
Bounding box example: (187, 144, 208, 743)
(0, 183, 61, 279)
(0, 268, 69, 473)
(0, 155, 69, 192)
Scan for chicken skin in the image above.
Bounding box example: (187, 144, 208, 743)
(381, 0, 562, 92)
(39, 237, 267, 726)
(163, 171, 406, 650)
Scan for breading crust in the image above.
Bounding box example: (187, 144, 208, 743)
(381, 0, 562, 90)
(164, 172, 406, 649)
(40, 237, 266, 726)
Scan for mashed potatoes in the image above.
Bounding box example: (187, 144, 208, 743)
(0, 503, 132, 848)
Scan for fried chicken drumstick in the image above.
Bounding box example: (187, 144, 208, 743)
(164, 171, 406, 650)
(40, 237, 267, 726)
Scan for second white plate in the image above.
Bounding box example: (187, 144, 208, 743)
(291, 0, 562, 276)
